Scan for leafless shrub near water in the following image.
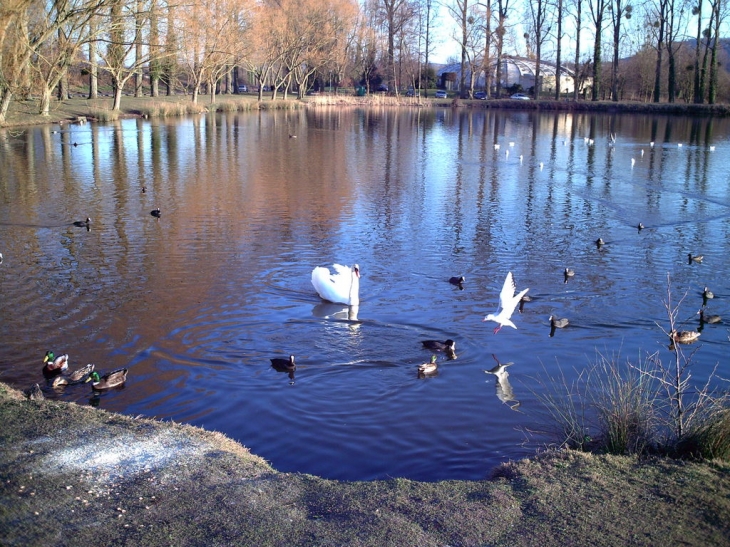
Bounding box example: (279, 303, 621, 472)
(529, 275, 729, 461)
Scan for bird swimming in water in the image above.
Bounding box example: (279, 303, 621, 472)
(596, 238, 605, 247)
(698, 310, 721, 324)
(311, 264, 360, 306)
(73, 217, 91, 228)
(564, 268, 575, 282)
(42, 351, 69, 375)
(702, 287, 714, 300)
(483, 272, 529, 334)
(418, 355, 438, 376)
(550, 315, 569, 329)
(271, 355, 296, 371)
(449, 276, 465, 289)
(670, 329, 700, 344)
(151, 208, 161, 217)
(420, 339, 456, 352)
(688, 253, 703, 264)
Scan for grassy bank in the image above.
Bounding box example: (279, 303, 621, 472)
(1, 382, 728, 547)
(4, 93, 730, 130)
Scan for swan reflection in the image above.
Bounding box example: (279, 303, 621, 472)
(484, 354, 521, 410)
(312, 303, 360, 333)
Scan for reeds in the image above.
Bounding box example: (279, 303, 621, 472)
(531, 275, 729, 461)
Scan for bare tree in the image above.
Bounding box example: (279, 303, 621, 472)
(609, 0, 632, 101)
(494, 0, 512, 97)
(588, 0, 608, 100)
(571, 0, 584, 100)
(526, 0, 553, 99)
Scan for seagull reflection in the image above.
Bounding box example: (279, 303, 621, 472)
(484, 354, 520, 410)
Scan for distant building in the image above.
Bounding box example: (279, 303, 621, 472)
(437, 56, 591, 97)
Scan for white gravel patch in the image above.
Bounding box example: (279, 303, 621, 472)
(35, 429, 208, 482)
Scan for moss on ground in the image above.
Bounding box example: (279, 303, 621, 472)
(1, 382, 728, 546)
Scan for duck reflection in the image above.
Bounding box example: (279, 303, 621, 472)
(484, 354, 520, 410)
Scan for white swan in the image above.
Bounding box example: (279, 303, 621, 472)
(311, 264, 360, 305)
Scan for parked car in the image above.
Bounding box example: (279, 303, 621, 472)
(474, 91, 487, 100)
(434, 90, 448, 99)
(406, 87, 416, 97)
(510, 93, 530, 100)
(377, 84, 389, 92)
(237, 84, 248, 93)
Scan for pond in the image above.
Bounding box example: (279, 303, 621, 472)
(1, 107, 728, 481)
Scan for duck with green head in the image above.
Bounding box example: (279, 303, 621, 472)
(88, 368, 128, 390)
(42, 351, 68, 375)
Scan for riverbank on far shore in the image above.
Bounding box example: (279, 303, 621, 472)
(3, 93, 730, 130)
(1, 382, 728, 547)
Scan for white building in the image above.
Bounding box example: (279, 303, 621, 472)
(437, 56, 590, 97)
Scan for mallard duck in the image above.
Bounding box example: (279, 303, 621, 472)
(449, 276, 465, 288)
(670, 329, 701, 344)
(421, 339, 455, 352)
(418, 355, 438, 376)
(688, 253, 703, 264)
(42, 351, 68, 374)
(52, 363, 95, 387)
(151, 208, 161, 217)
(550, 315, 570, 329)
(698, 310, 721, 324)
(73, 217, 91, 228)
(702, 287, 714, 300)
(270, 355, 296, 371)
(89, 368, 128, 390)
(24, 384, 44, 400)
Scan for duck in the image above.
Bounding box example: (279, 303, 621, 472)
(637, 223, 644, 231)
(270, 355, 296, 371)
(688, 253, 703, 264)
(550, 315, 570, 329)
(563, 268, 575, 282)
(52, 363, 95, 387)
(670, 329, 701, 344)
(311, 263, 360, 306)
(151, 208, 161, 218)
(73, 217, 91, 228)
(417, 355, 438, 376)
(42, 351, 69, 374)
(89, 368, 128, 390)
(698, 310, 721, 324)
(702, 287, 714, 300)
(420, 339, 455, 352)
(595, 238, 605, 247)
(449, 276, 465, 288)
(483, 272, 529, 334)
(25, 384, 44, 401)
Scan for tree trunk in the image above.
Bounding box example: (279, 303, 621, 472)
(693, 2, 703, 103)
(573, 0, 581, 100)
(88, 36, 98, 99)
(0, 87, 13, 123)
(39, 86, 53, 116)
(592, 31, 601, 101)
(113, 83, 123, 111)
(555, 0, 562, 100)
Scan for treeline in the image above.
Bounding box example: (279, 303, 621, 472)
(0, 0, 728, 124)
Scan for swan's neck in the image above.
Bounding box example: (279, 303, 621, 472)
(349, 272, 360, 305)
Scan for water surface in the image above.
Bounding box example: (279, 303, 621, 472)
(1, 107, 728, 480)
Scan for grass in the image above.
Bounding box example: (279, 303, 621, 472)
(1, 381, 729, 547)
